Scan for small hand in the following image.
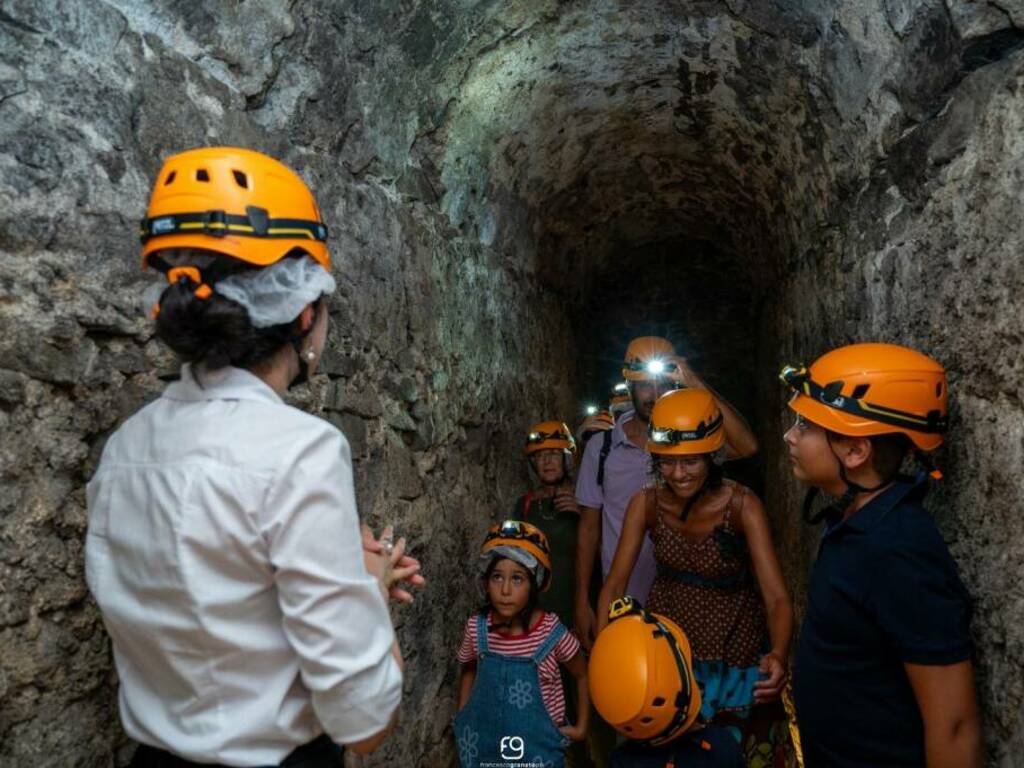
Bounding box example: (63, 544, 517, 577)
(559, 724, 586, 742)
(752, 652, 787, 704)
(361, 524, 425, 604)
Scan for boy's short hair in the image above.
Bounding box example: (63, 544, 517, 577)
(828, 430, 912, 479)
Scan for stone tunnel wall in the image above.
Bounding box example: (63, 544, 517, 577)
(0, 2, 579, 765)
(2, 1, 1024, 766)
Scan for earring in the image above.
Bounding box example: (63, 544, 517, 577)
(302, 349, 316, 363)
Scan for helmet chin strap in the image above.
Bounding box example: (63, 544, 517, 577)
(802, 436, 892, 526)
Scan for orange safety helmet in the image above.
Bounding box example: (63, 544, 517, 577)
(140, 147, 329, 271)
(647, 389, 724, 455)
(780, 343, 947, 452)
(622, 336, 679, 382)
(480, 520, 553, 591)
(524, 421, 577, 456)
(589, 596, 702, 745)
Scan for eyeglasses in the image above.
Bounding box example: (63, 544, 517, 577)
(791, 413, 812, 433)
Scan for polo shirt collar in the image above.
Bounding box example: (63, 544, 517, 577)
(839, 473, 929, 533)
(163, 363, 284, 406)
(613, 409, 643, 449)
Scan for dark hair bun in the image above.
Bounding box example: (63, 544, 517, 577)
(154, 278, 297, 370)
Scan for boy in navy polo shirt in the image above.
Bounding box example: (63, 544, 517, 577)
(780, 343, 981, 768)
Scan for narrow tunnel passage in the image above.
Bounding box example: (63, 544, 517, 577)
(2, 1, 1024, 765)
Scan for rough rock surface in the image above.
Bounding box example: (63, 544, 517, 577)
(1, 0, 1023, 765)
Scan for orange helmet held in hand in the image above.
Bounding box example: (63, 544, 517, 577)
(589, 597, 702, 745)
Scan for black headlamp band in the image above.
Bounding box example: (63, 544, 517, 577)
(648, 412, 724, 445)
(525, 431, 570, 445)
(624, 360, 680, 373)
(780, 365, 946, 434)
(140, 209, 328, 244)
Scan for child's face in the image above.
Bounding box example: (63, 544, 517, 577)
(531, 449, 565, 486)
(784, 413, 842, 488)
(487, 558, 533, 620)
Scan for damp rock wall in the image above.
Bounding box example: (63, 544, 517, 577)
(2, 0, 1024, 766)
(0, 2, 577, 765)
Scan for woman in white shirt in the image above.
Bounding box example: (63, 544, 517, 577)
(85, 147, 420, 767)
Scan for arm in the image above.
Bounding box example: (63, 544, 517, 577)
(595, 492, 649, 634)
(457, 661, 477, 710)
(905, 661, 982, 768)
(264, 430, 402, 754)
(574, 506, 601, 650)
(670, 357, 758, 459)
(559, 651, 590, 741)
(738, 492, 793, 703)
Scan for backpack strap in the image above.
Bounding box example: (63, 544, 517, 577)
(522, 492, 533, 518)
(530, 619, 568, 664)
(475, 613, 490, 655)
(596, 428, 613, 487)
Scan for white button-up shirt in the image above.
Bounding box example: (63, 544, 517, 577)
(85, 364, 401, 766)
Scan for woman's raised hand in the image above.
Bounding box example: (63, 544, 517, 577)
(362, 524, 426, 604)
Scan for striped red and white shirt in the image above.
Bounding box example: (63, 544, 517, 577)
(457, 611, 581, 724)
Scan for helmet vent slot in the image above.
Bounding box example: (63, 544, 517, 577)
(196, 169, 210, 182)
(640, 716, 654, 724)
(232, 170, 248, 188)
(936, 382, 943, 396)
(164, 171, 176, 185)
(851, 384, 870, 399)
(652, 697, 666, 707)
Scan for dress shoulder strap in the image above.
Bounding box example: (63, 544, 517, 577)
(475, 613, 490, 654)
(722, 482, 746, 533)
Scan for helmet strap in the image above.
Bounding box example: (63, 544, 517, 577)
(802, 435, 895, 526)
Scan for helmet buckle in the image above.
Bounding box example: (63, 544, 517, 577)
(201, 209, 228, 237)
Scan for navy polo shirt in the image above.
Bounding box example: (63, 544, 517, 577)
(794, 474, 972, 767)
(611, 726, 743, 768)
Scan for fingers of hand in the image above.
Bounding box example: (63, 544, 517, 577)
(388, 536, 407, 564)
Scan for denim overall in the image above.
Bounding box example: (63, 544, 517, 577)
(455, 614, 571, 768)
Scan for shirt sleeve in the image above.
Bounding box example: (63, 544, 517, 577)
(575, 433, 605, 509)
(865, 527, 972, 665)
(457, 617, 478, 663)
(261, 425, 402, 745)
(553, 621, 582, 662)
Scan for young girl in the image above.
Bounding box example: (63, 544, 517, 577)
(455, 520, 589, 768)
